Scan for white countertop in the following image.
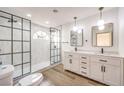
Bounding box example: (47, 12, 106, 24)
(64, 50, 124, 58)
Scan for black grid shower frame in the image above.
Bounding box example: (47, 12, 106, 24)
(50, 27, 61, 65)
(0, 10, 31, 79)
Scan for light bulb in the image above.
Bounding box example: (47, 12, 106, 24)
(77, 28, 82, 33)
(27, 14, 32, 18)
(73, 26, 78, 32)
(97, 19, 104, 26)
(97, 19, 105, 30)
(98, 25, 105, 30)
(45, 21, 49, 24)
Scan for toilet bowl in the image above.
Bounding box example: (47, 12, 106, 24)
(17, 73, 43, 86)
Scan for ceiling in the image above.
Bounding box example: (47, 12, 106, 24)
(0, 7, 115, 27)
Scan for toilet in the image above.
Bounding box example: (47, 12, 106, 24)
(17, 73, 43, 86)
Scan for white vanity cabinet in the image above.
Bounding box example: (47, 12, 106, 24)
(63, 51, 124, 86)
(90, 62, 103, 82)
(90, 56, 123, 85)
(64, 52, 80, 74)
(64, 52, 90, 77)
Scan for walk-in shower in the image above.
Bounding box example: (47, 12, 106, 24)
(0, 10, 31, 79)
(0, 10, 61, 79)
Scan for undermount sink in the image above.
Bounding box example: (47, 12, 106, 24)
(0, 65, 14, 86)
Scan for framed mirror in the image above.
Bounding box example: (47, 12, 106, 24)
(92, 23, 113, 47)
(70, 29, 83, 46)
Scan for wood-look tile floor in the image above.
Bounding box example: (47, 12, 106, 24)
(41, 64, 105, 86)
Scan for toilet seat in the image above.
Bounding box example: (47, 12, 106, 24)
(18, 73, 43, 86)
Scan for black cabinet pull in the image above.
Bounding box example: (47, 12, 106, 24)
(69, 55, 73, 57)
(81, 71, 87, 74)
(103, 66, 106, 72)
(99, 59, 107, 62)
(81, 62, 87, 64)
(81, 67, 87, 69)
(81, 57, 86, 59)
(101, 66, 103, 72)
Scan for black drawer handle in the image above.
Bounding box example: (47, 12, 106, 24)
(81, 67, 87, 69)
(99, 59, 107, 62)
(68, 55, 73, 57)
(81, 71, 87, 74)
(81, 57, 87, 59)
(81, 62, 87, 64)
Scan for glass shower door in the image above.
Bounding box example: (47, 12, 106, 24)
(0, 10, 31, 79)
(50, 27, 61, 65)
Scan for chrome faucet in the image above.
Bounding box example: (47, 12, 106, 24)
(75, 47, 77, 52)
(101, 48, 104, 54)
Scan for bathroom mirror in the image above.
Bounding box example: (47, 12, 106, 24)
(70, 29, 83, 46)
(92, 23, 113, 47)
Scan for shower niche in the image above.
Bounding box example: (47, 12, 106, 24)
(0, 10, 31, 79)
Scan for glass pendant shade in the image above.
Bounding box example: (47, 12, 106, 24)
(98, 25, 105, 30)
(97, 19, 104, 26)
(97, 19, 105, 30)
(73, 26, 78, 32)
(97, 7, 105, 30)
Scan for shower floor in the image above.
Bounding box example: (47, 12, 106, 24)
(32, 61, 50, 72)
(13, 61, 50, 78)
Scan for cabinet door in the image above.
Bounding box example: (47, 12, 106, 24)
(104, 65, 120, 85)
(71, 58, 79, 73)
(90, 62, 103, 81)
(64, 57, 71, 70)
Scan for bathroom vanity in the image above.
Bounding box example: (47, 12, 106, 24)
(63, 51, 124, 86)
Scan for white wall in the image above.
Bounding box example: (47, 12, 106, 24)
(119, 8, 124, 56)
(62, 8, 119, 55)
(31, 23, 50, 66)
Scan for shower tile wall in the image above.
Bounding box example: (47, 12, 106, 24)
(31, 23, 50, 72)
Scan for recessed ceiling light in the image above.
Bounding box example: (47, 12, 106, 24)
(27, 14, 32, 17)
(45, 21, 50, 24)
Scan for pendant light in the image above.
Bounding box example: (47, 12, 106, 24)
(97, 7, 105, 30)
(72, 17, 82, 33)
(73, 17, 78, 32)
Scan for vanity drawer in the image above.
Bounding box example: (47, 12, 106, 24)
(80, 66, 87, 71)
(109, 57, 121, 66)
(91, 56, 109, 62)
(80, 70, 87, 75)
(91, 56, 121, 66)
(65, 53, 79, 59)
(80, 55, 89, 61)
(80, 61, 87, 67)
(65, 53, 73, 58)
